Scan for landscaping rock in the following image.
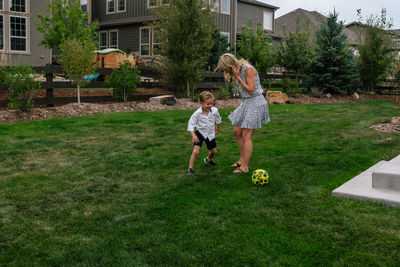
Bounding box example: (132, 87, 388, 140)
(392, 116, 400, 125)
(266, 91, 289, 104)
(326, 93, 332, 98)
(353, 92, 360, 99)
(149, 95, 177, 105)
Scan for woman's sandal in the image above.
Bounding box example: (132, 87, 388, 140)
(233, 167, 248, 173)
(231, 162, 241, 168)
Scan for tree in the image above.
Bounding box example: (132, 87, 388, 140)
(236, 19, 275, 75)
(105, 61, 141, 102)
(206, 28, 230, 70)
(36, 0, 98, 50)
(153, 0, 215, 97)
(309, 12, 359, 94)
(59, 39, 98, 105)
(278, 15, 314, 93)
(356, 8, 395, 92)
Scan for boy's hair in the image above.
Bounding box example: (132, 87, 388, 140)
(199, 91, 215, 103)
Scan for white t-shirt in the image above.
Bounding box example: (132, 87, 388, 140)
(187, 107, 221, 140)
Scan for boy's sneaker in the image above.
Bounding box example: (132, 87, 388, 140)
(204, 158, 218, 166)
(187, 168, 194, 175)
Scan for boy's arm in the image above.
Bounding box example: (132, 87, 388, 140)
(215, 108, 222, 134)
(188, 112, 199, 143)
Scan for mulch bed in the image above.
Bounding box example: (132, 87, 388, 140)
(0, 91, 399, 133)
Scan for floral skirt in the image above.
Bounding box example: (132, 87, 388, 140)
(228, 94, 270, 129)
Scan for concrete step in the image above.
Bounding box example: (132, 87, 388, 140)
(372, 159, 400, 192)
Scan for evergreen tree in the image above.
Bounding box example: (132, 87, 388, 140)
(309, 12, 359, 94)
(153, 0, 215, 97)
(278, 15, 314, 93)
(207, 28, 230, 70)
(236, 19, 275, 75)
(356, 8, 395, 92)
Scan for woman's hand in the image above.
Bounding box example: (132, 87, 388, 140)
(232, 68, 241, 81)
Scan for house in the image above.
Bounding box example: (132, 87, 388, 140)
(86, 0, 278, 65)
(0, 0, 52, 66)
(344, 22, 400, 59)
(274, 8, 326, 40)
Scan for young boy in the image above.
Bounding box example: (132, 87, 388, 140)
(187, 91, 221, 175)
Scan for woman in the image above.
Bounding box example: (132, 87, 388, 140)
(217, 53, 270, 173)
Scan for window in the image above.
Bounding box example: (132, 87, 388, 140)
(220, 0, 230, 14)
(10, 0, 25, 13)
(140, 27, 150, 56)
(0, 0, 29, 53)
(10, 16, 26, 51)
(107, 0, 125, 13)
(0, 15, 3, 50)
(117, 0, 125, 11)
(152, 28, 160, 54)
(147, 0, 168, 8)
(109, 30, 118, 48)
(263, 10, 273, 31)
(107, 0, 115, 12)
(99, 31, 107, 49)
(220, 32, 230, 44)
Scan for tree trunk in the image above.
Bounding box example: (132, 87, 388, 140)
(186, 79, 190, 97)
(77, 85, 81, 105)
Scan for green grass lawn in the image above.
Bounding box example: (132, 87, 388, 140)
(1, 101, 400, 265)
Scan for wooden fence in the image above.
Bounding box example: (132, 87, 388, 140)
(0, 64, 398, 107)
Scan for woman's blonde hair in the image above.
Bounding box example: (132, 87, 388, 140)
(217, 53, 249, 82)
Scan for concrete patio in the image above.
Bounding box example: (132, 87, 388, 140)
(332, 155, 400, 207)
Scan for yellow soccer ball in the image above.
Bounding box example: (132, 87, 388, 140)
(252, 169, 269, 185)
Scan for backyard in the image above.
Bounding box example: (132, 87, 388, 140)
(0, 101, 400, 265)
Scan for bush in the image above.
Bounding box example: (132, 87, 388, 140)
(105, 61, 141, 102)
(214, 86, 231, 100)
(281, 78, 297, 96)
(1, 65, 42, 112)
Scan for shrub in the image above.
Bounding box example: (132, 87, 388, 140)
(1, 65, 42, 112)
(214, 86, 231, 100)
(281, 78, 297, 96)
(105, 61, 141, 102)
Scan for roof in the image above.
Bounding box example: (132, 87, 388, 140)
(274, 8, 326, 37)
(238, 0, 279, 10)
(94, 48, 126, 55)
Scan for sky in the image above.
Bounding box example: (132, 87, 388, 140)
(264, 0, 400, 29)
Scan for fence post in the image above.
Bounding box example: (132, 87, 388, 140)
(45, 64, 54, 107)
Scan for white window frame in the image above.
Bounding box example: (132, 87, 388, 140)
(10, 0, 27, 13)
(109, 30, 118, 49)
(106, 0, 115, 14)
(147, 0, 169, 8)
(263, 10, 273, 31)
(140, 26, 151, 56)
(220, 0, 230, 15)
(9, 15, 29, 54)
(99, 31, 108, 49)
(152, 28, 160, 55)
(106, 0, 125, 14)
(220, 31, 230, 44)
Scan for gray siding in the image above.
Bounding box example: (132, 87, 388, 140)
(2, 0, 52, 66)
(237, 2, 275, 34)
(92, 0, 155, 26)
(101, 24, 142, 53)
(215, 0, 236, 45)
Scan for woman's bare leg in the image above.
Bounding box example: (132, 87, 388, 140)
(233, 126, 244, 166)
(238, 128, 254, 172)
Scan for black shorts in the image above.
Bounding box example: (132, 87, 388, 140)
(193, 130, 216, 150)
